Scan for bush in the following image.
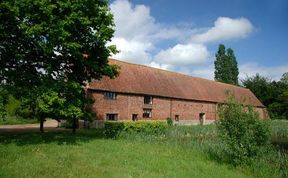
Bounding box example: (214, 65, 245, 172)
(0, 88, 8, 119)
(166, 117, 173, 126)
(0, 95, 6, 119)
(5, 95, 21, 116)
(216, 96, 270, 165)
(104, 120, 168, 138)
(103, 121, 125, 138)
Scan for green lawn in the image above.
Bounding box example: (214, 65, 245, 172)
(0, 130, 251, 178)
(0, 121, 286, 178)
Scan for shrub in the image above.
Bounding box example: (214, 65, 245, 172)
(104, 121, 125, 138)
(5, 95, 21, 116)
(0, 87, 8, 119)
(166, 117, 173, 126)
(0, 94, 6, 119)
(104, 120, 168, 138)
(216, 96, 270, 165)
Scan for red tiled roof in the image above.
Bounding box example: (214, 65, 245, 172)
(89, 59, 264, 107)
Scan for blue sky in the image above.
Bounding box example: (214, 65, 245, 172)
(108, 0, 288, 81)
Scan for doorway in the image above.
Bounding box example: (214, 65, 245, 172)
(199, 113, 205, 125)
(132, 114, 138, 121)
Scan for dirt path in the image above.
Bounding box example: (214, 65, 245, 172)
(0, 120, 65, 133)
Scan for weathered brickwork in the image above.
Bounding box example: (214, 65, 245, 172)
(89, 90, 267, 125)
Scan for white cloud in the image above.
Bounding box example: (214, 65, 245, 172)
(109, 0, 284, 83)
(154, 44, 209, 66)
(149, 61, 171, 70)
(239, 63, 288, 81)
(109, 0, 157, 64)
(185, 63, 288, 82)
(190, 66, 215, 80)
(110, 0, 156, 41)
(191, 17, 253, 44)
(109, 37, 152, 64)
(109, 0, 199, 64)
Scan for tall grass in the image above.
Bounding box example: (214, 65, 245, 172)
(118, 122, 287, 178)
(270, 119, 288, 143)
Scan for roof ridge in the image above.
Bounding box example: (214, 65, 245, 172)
(108, 57, 249, 90)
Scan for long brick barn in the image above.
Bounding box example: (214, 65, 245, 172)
(87, 59, 267, 126)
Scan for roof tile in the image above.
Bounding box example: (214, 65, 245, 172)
(89, 59, 264, 107)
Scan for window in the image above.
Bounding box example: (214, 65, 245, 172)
(104, 92, 117, 100)
(175, 115, 179, 121)
(143, 109, 152, 118)
(144, 96, 153, 104)
(106, 114, 118, 121)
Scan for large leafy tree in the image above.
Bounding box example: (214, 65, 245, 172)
(0, 0, 118, 132)
(242, 73, 288, 119)
(241, 74, 272, 105)
(214, 44, 239, 85)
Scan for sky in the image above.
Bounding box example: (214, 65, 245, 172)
(108, 0, 288, 81)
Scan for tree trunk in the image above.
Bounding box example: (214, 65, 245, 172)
(72, 118, 77, 134)
(40, 119, 44, 133)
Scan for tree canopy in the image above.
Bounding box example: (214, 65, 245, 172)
(0, 0, 119, 132)
(1, 0, 118, 86)
(242, 73, 288, 119)
(214, 44, 239, 85)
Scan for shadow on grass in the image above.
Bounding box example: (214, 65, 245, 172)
(0, 129, 105, 146)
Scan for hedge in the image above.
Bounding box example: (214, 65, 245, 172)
(104, 120, 168, 138)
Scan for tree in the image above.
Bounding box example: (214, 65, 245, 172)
(34, 81, 94, 133)
(280, 72, 288, 85)
(241, 74, 272, 106)
(227, 48, 239, 85)
(0, 0, 118, 132)
(214, 44, 239, 85)
(242, 73, 288, 119)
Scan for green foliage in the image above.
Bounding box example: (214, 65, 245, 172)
(0, 88, 7, 119)
(104, 121, 125, 138)
(242, 73, 288, 119)
(104, 121, 168, 138)
(280, 72, 288, 85)
(5, 95, 21, 116)
(0, 116, 38, 125)
(34, 82, 94, 123)
(0, 0, 118, 131)
(216, 96, 270, 165)
(0, 0, 118, 87)
(166, 117, 173, 126)
(269, 120, 288, 143)
(35, 88, 65, 120)
(214, 44, 239, 85)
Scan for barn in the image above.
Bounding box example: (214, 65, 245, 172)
(87, 59, 267, 126)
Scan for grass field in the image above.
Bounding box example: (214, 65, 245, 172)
(0, 130, 251, 178)
(0, 121, 287, 178)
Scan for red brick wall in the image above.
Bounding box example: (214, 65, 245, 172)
(89, 91, 267, 124)
(170, 100, 217, 121)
